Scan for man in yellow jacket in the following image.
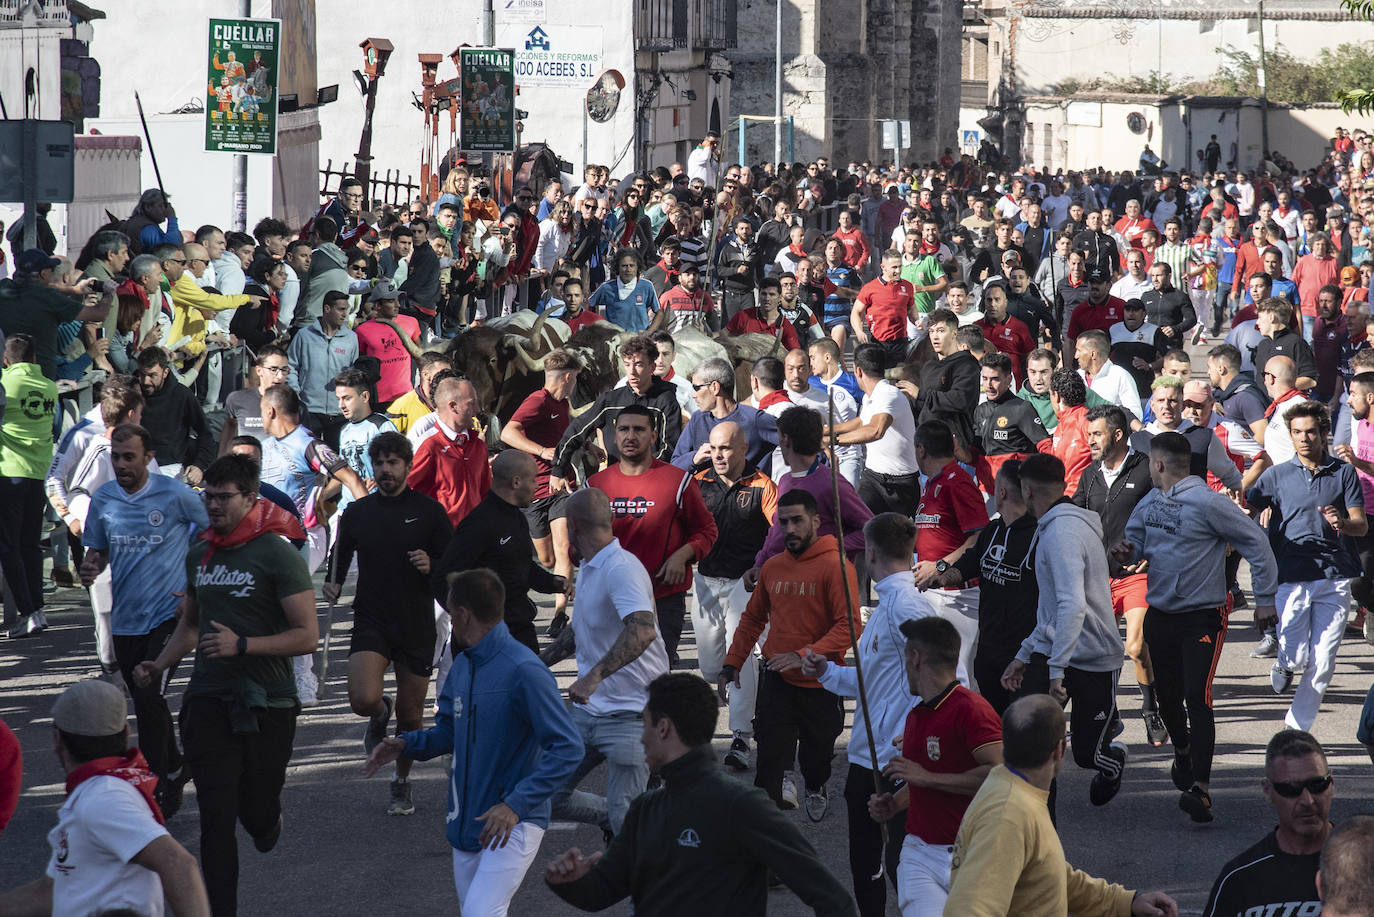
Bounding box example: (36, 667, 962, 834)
(162, 242, 248, 361)
(943, 694, 1180, 917)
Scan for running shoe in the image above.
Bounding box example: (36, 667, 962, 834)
(723, 735, 751, 771)
(51, 565, 76, 588)
(253, 814, 283, 852)
(25, 611, 48, 636)
(1229, 587, 1248, 610)
(1179, 786, 1213, 823)
(547, 610, 569, 639)
(539, 626, 577, 667)
(296, 670, 319, 707)
(363, 695, 393, 755)
(387, 778, 415, 816)
(804, 785, 829, 822)
(1170, 752, 1194, 792)
(1271, 664, 1294, 694)
(1250, 633, 1278, 658)
(1089, 742, 1127, 806)
(779, 775, 799, 810)
(1143, 710, 1169, 747)
(156, 769, 190, 821)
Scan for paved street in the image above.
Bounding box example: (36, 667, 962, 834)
(1, 571, 1372, 916)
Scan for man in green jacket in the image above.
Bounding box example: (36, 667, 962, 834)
(1019, 347, 1108, 431)
(545, 672, 858, 916)
(0, 332, 59, 636)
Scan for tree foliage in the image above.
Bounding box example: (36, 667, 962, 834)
(1340, 0, 1374, 113)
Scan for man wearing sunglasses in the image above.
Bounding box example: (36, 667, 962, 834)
(1201, 729, 1332, 917)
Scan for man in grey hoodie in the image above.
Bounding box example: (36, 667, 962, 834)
(1002, 452, 1127, 810)
(1117, 431, 1277, 825)
(287, 291, 357, 448)
(292, 216, 351, 332)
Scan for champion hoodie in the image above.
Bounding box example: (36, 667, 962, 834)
(1124, 474, 1278, 611)
(1017, 500, 1122, 679)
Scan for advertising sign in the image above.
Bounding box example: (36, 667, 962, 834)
(460, 47, 516, 153)
(503, 25, 603, 88)
(204, 17, 280, 155)
(499, 0, 545, 22)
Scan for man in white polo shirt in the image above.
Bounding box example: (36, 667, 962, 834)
(829, 342, 921, 515)
(552, 488, 670, 837)
(1075, 329, 1143, 423)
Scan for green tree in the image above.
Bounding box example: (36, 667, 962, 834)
(1339, 0, 1374, 113)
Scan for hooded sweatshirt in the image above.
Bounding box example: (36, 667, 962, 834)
(1126, 475, 1279, 611)
(286, 318, 358, 415)
(1017, 500, 1122, 679)
(292, 242, 350, 331)
(725, 533, 860, 687)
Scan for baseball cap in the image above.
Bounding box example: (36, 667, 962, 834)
(1087, 266, 1110, 282)
(368, 280, 400, 302)
(1182, 380, 1212, 403)
(52, 679, 128, 737)
(17, 248, 61, 274)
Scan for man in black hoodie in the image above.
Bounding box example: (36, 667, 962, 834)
(134, 347, 214, 484)
(546, 672, 858, 916)
(917, 309, 980, 451)
(400, 217, 441, 320)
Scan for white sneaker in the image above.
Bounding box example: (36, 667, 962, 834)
(296, 671, 319, 706)
(780, 775, 799, 810)
(25, 611, 49, 635)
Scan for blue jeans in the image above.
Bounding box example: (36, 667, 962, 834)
(551, 706, 647, 835)
(1212, 282, 1232, 333)
(1301, 312, 1315, 343)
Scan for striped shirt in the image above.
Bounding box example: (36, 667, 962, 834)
(1154, 241, 1195, 289)
(677, 233, 707, 272)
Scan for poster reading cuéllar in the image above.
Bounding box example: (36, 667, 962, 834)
(205, 17, 281, 156)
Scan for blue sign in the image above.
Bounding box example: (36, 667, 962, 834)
(525, 27, 550, 51)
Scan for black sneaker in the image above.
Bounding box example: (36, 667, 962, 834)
(156, 769, 189, 821)
(253, 814, 283, 852)
(1179, 786, 1214, 823)
(1088, 742, 1127, 806)
(1143, 710, 1169, 747)
(723, 736, 750, 770)
(547, 610, 569, 638)
(363, 695, 393, 755)
(1230, 588, 1248, 610)
(539, 626, 577, 667)
(1170, 753, 1194, 792)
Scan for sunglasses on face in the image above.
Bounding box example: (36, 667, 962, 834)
(1269, 774, 1332, 798)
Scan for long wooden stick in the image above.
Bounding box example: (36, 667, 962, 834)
(134, 92, 167, 202)
(827, 387, 887, 878)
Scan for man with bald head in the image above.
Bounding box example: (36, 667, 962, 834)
(692, 421, 779, 768)
(433, 449, 570, 654)
(167, 240, 248, 376)
(1257, 355, 1311, 466)
(408, 377, 492, 527)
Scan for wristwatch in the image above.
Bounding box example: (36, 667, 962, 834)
(935, 560, 949, 574)
(236, 636, 248, 657)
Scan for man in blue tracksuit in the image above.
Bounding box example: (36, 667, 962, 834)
(364, 567, 582, 916)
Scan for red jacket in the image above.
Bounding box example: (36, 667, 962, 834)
(832, 225, 871, 271)
(588, 460, 718, 598)
(725, 308, 802, 350)
(1049, 404, 1092, 497)
(1067, 297, 1127, 341)
(406, 424, 492, 526)
(1232, 240, 1266, 296)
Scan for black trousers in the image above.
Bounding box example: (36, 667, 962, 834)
(974, 644, 1020, 716)
(507, 617, 539, 656)
(857, 468, 922, 518)
(1144, 607, 1226, 784)
(844, 763, 903, 917)
(753, 668, 844, 805)
(181, 694, 298, 917)
(0, 476, 45, 621)
(1350, 534, 1374, 610)
(874, 337, 910, 370)
(656, 592, 687, 661)
(113, 618, 183, 780)
(1022, 654, 1123, 779)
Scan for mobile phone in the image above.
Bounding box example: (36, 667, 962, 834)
(96, 327, 105, 340)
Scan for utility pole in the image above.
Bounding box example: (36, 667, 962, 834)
(482, 0, 495, 178)
(231, 0, 249, 231)
(774, 0, 783, 166)
(1257, 0, 1270, 165)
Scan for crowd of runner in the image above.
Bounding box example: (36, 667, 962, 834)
(1, 126, 1374, 916)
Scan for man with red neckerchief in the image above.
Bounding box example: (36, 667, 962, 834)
(726, 278, 802, 351)
(0, 679, 210, 916)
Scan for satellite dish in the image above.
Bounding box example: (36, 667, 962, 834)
(586, 69, 624, 124)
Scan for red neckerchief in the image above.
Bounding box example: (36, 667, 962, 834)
(655, 259, 679, 282)
(1264, 388, 1307, 419)
(66, 750, 164, 825)
(758, 390, 791, 410)
(918, 239, 940, 256)
(264, 291, 280, 331)
(662, 367, 676, 382)
(789, 242, 807, 257)
(198, 497, 307, 567)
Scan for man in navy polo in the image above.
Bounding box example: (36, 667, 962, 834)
(1246, 400, 1367, 732)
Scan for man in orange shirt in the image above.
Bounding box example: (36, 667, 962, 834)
(1048, 369, 1093, 496)
(720, 489, 859, 818)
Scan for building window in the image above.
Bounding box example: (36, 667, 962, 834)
(1043, 123, 1053, 169)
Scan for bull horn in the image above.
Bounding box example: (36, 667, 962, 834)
(502, 333, 545, 373)
(527, 307, 550, 344)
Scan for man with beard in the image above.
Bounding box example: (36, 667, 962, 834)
(326, 432, 452, 817)
(134, 347, 216, 484)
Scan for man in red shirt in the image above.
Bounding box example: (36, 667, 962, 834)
(978, 283, 1035, 383)
(550, 277, 604, 332)
(852, 252, 916, 369)
(658, 262, 715, 333)
(1292, 233, 1340, 338)
(407, 377, 492, 526)
(589, 405, 717, 666)
(501, 348, 583, 632)
(725, 277, 801, 350)
(831, 209, 871, 272)
(355, 283, 423, 409)
(911, 420, 990, 685)
(1066, 265, 1126, 348)
(1228, 220, 1270, 314)
(868, 616, 1002, 917)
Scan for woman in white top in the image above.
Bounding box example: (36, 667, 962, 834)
(535, 200, 574, 271)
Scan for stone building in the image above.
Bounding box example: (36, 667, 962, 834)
(726, 0, 963, 166)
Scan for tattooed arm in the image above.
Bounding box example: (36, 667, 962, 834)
(567, 611, 658, 704)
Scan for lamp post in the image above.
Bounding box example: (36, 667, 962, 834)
(355, 38, 394, 194)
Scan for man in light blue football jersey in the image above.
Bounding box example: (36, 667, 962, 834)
(80, 422, 209, 817)
(333, 368, 396, 513)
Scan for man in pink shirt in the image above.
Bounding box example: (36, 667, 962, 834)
(355, 281, 422, 409)
(1291, 233, 1339, 341)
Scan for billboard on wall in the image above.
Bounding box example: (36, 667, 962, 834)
(460, 47, 516, 153)
(204, 17, 281, 155)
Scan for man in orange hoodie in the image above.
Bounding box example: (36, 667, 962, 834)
(720, 489, 860, 820)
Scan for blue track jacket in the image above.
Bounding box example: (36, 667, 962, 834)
(400, 621, 583, 852)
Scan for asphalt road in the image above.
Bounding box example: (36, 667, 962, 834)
(1, 573, 1372, 917)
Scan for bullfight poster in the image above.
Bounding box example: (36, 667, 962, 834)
(205, 17, 280, 156)
(460, 47, 516, 154)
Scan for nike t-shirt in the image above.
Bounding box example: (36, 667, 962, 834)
(510, 388, 571, 498)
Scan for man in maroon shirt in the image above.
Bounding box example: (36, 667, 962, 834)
(725, 278, 802, 350)
(589, 405, 717, 665)
(1066, 265, 1127, 350)
(852, 252, 917, 369)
